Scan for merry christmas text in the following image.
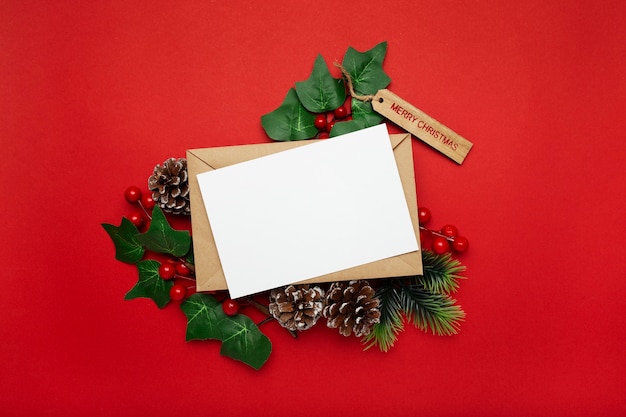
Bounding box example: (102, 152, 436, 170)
(390, 102, 459, 151)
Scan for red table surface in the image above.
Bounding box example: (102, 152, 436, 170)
(1, 1, 625, 416)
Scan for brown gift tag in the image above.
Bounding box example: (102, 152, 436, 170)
(371, 89, 473, 164)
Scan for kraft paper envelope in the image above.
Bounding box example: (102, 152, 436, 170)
(187, 132, 423, 294)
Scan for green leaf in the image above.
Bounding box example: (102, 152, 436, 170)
(218, 314, 272, 370)
(351, 99, 384, 125)
(136, 206, 191, 257)
(181, 294, 272, 370)
(362, 284, 404, 352)
(295, 54, 346, 113)
(184, 241, 194, 265)
(417, 250, 466, 294)
(261, 88, 318, 141)
(101, 218, 145, 264)
(180, 293, 225, 341)
(124, 260, 173, 309)
(342, 41, 391, 95)
(400, 284, 465, 336)
(329, 119, 370, 137)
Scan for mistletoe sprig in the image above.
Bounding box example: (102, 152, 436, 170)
(102, 205, 272, 370)
(261, 41, 390, 140)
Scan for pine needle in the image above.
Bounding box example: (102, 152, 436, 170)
(361, 251, 468, 350)
(362, 284, 404, 352)
(400, 284, 465, 336)
(417, 250, 466, 294)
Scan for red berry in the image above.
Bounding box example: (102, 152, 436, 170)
(141, 193, 155, 210)
(440, 224, 459, 238)
(127, 210, 145, 229)
(169, 284, 187, 301)
(124, 186, 142, 203)
(159, 263, 176, 280)
(418, 207, 431, 225)
(175, 262, 191, 277)
(432, 236, 450, 254)
(452, 236, 469, 252)
(222, 299, 240, 316)
(334, 106, 348, 119)
(318, 131, 330, 139)
(327, 120, 336, 132)
(314, 114, 327, 130)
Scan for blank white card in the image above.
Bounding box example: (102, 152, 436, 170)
(196, 124, 419, 299)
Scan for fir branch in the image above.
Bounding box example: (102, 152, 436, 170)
(400, 283, 465, 336)
(417, 249, 466, 295)
(362, 284, 404, 352)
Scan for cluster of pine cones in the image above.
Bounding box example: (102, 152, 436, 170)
(268, 280, 381, 337)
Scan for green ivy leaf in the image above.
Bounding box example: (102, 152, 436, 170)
(329, 118, 370, 137)
(180, 294, 272, 369)
(295, 54, 346, 113)
(342, 41, 391, 95)
(184, 241, 194, 265)
(136, 206, 190, 257)
(180, 293, 225, 341)
(101, 218, 145, 264)
(124, 260, 173, 308)
(218, 314, 272, 370)
(351, 99, 384, 125)
(261, 88, 318, 141)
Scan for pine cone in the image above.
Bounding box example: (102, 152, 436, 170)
(148, 157, 190, 215)
(269, 285, 325, 331)
(323, 280, 381, 337)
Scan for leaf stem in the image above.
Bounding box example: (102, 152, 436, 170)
(419, 226, 455, 242)
(257, 317, 273, 326)
(138, 201, 153, 221)
(174, 275, 196, 282)
(183, 261, 195, 273)
(175, 257, 195, 273)
(245, 297, 270, 315)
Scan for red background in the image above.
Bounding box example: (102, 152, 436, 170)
(2, 1, 625, 416)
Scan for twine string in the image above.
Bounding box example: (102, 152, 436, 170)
(334, 62, 376, 102)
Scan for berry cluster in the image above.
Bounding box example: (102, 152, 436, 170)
(314, 100, 352, 139)
(157, 261, 193, 300)
(418, 207, 469, 255)
(123, 185, 155, 230)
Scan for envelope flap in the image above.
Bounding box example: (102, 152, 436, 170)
(187, 139, 324, 171)
(188, 133, 409, 171)
(387, 132, 421, 274)
(390, 132, 411, 150)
